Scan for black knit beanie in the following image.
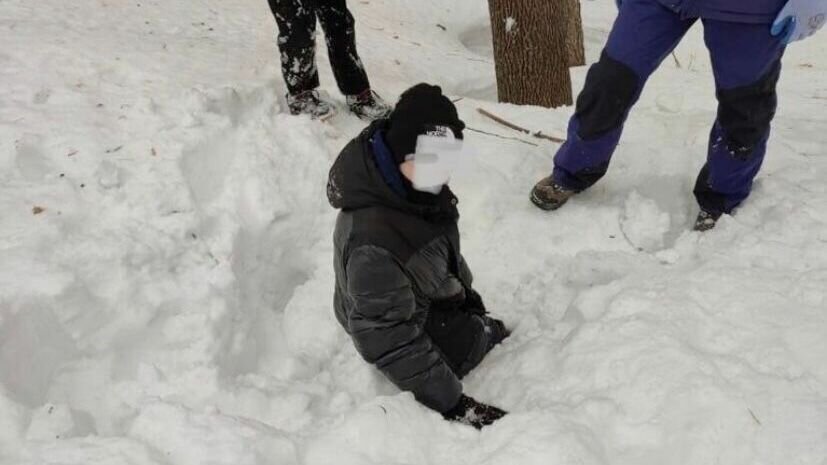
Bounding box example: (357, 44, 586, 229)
(385, 84, 465, 164)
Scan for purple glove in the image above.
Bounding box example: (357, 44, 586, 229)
(771, 0, 827, 44)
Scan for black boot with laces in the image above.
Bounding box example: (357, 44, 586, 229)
(693, 209, 723, 231)
(286, 90, 333, 119)
(346, 89, 391, 121)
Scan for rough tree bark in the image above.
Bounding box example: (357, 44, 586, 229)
(488, 0, 573, 108)
(565, 0, 585, 66)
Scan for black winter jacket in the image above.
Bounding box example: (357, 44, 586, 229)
(328, 122, 478, 413)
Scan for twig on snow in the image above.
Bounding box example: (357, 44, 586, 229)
(748, 408, 762, 426)
(476, 108, 566, 144)
(671, 51, 682, 69)
(465, 126, 539, 147)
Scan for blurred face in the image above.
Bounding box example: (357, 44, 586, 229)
(399, 126, 468, 194)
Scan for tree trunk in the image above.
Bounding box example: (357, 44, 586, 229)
(488, 0, 572, 108)
(565, 0, 585, 67)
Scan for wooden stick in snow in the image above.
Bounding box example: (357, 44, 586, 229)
(476, 108, 566, 144)
(465, 127, 539, 147)
(671, 51, 683, 69)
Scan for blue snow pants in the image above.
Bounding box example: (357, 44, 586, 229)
(551, 0, 786, 214)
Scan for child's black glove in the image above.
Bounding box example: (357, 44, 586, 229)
(443, 395, 507, 429)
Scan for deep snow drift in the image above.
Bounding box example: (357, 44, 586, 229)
(1, 1, 826, 464)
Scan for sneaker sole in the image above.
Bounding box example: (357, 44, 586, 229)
(530, 190, 568, 211)
(318, 109, 336, 122)
(349, 108, 391, 122)
(693, 221, 717, 232)
(288, 107, 336, 121)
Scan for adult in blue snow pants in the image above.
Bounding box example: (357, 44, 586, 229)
(530, 0, 826, 230)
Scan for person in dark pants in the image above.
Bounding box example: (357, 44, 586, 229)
(267, 0, 391, 120)
(328, 84, 509, 429)
(530, 0, 825, 231)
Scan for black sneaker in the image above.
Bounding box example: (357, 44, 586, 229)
(286, 90, 333, 119)
(530, 176, 577, 211)
(346, 89, 391, 121)
(693, 209, 723, 231)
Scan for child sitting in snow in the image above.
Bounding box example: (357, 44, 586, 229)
(327, 84, 509, 429)
(530, 0, 826, 231)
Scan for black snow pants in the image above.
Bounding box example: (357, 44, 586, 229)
(267, 0, 371, 96)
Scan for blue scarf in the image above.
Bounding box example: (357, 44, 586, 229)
(371, 130, 407, 198)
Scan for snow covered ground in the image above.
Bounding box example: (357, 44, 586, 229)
(1, 0, 826, 463)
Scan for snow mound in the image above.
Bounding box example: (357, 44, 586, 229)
(1, 0, 826, 464)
